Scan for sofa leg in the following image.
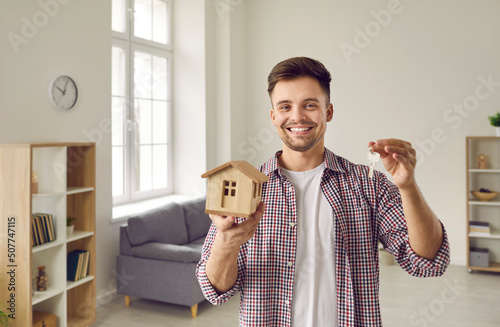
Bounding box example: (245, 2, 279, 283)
(125, 295, 130, 307)
(191, 304, 198, 318)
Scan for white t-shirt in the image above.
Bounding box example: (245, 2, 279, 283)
(281, 162, 337, 327)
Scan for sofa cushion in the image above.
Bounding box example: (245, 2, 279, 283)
(181, 197, 212, 242)
(127, 202, 188, 246)
(131, 241, 204, 263)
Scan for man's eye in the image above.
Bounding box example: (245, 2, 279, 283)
(280, 105, 290, 110)
(306, 103, 317, 109)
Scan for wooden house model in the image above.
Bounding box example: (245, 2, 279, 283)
(201, 161, 269, 218)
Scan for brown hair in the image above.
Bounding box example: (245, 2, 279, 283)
(267, 57, 332, 104)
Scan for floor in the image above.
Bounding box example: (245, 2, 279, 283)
(94, 264, 500, 326)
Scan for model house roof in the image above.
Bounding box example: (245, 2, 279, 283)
(201, 161, 269, 183)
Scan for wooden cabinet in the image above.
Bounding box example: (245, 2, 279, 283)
(0, 143, 96, 327)
(466, 137, 500, 272)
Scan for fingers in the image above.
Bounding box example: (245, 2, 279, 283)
(210, 201, 266, 232)
(368, 138, 416, 166)
(209, 214, 236, 231)
(390, 151, 415, 172)
(251, 201, 266, 220)
(239, 202, 265, 231)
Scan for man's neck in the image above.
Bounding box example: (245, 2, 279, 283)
(278, 143, 325, 172)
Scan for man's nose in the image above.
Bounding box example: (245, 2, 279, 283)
(289, 107, 307, 122)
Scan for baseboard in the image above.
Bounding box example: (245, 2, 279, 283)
(450, 256, 466, 266)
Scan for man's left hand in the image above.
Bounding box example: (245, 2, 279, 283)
(368, 138, 417, 190)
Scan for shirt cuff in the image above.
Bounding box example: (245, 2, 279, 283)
(196, 253, 240, 305)
(403, 222, 450, 277)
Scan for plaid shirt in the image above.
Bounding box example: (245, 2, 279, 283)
(197, 148, 450, 326)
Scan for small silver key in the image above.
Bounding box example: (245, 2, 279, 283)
(367, 149, 380, 179)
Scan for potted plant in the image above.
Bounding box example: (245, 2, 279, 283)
(0, 303, 8, 326)
(67, 215, 76, 236)
(488, 112, 500, 136)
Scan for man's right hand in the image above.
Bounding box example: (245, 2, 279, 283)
(205, 201, 265, 294)
(210, 201, 266, 249)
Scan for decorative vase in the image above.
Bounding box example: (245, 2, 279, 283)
(67, 225, 74, 236)
(36, 266, 48, 291)
(495, 127, 500, 137)
(478, 154, 487, 169)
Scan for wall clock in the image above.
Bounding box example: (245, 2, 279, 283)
(48, 75, 78, 110)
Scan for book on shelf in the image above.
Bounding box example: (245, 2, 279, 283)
(31, 213, 56, 246)
(67, 250, 80, 281)
(32, 216, 44, 245)
(31, 218, 41, 246)
(81, 251, 90, 280)
(469, 221, 491, 235)
(67, 250, 90, 281)
(34, 216, 45, 244)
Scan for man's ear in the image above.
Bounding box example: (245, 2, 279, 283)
(270, 108, 277, 126)
(326, 103, 334, 122)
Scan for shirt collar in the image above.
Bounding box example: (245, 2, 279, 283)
(323, 148, 347, 173)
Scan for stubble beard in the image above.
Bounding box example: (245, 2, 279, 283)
(279, 124, 323, 152)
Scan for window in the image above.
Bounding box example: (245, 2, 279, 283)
(112, 0, 173, 205)
(223, 181, 237, 197)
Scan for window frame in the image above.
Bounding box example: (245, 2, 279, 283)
(112, 0, 173, 206)
(223, 180, 237, 197)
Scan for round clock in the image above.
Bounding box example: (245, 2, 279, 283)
(48, 75, 78, 110)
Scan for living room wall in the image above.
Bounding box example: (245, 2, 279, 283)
(0, 0, 116, 298)
(2, 0, 500, 310)
(228, 0, 500, 265)
(0, 0, 214, 306)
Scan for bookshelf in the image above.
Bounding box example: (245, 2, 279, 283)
(0, 143, 96, 327)
(466, 137, 500, 273)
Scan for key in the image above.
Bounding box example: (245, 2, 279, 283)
(367, 148, 380, 179)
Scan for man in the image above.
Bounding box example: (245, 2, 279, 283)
(197, 57, 450, 326)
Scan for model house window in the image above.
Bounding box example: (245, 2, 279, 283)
(224, 181, 237, 197)
(112, 0, 173, 205)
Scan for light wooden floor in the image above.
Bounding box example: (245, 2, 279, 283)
(94, 264, 500, 326)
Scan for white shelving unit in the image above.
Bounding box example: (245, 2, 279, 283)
(0, 143, 96, 327)
(466, 137, 500, 272)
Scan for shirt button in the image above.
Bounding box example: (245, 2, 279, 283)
(289, 222, 296, 227)
(285, 300, 290, 305)
(287, 261, 293, 267)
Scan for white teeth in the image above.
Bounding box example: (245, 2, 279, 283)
(289, 127, 311, 132)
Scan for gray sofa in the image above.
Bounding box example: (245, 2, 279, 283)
(116, 197, 211, 318)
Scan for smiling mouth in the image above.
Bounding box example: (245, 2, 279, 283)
(286, 127, 313, 132)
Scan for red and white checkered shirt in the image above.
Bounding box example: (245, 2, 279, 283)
(196, 148, 450, 326)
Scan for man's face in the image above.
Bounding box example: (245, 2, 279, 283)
(270, 77, 333, 153)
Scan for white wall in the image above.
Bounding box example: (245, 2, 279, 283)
(0, 0, 117, 299)
(2, 0, 499, 308)
(173, 0, 209, 196)
(227, 0, 500, 265)
(0, 0, 214, 304)
(205, 0, 249, 169)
